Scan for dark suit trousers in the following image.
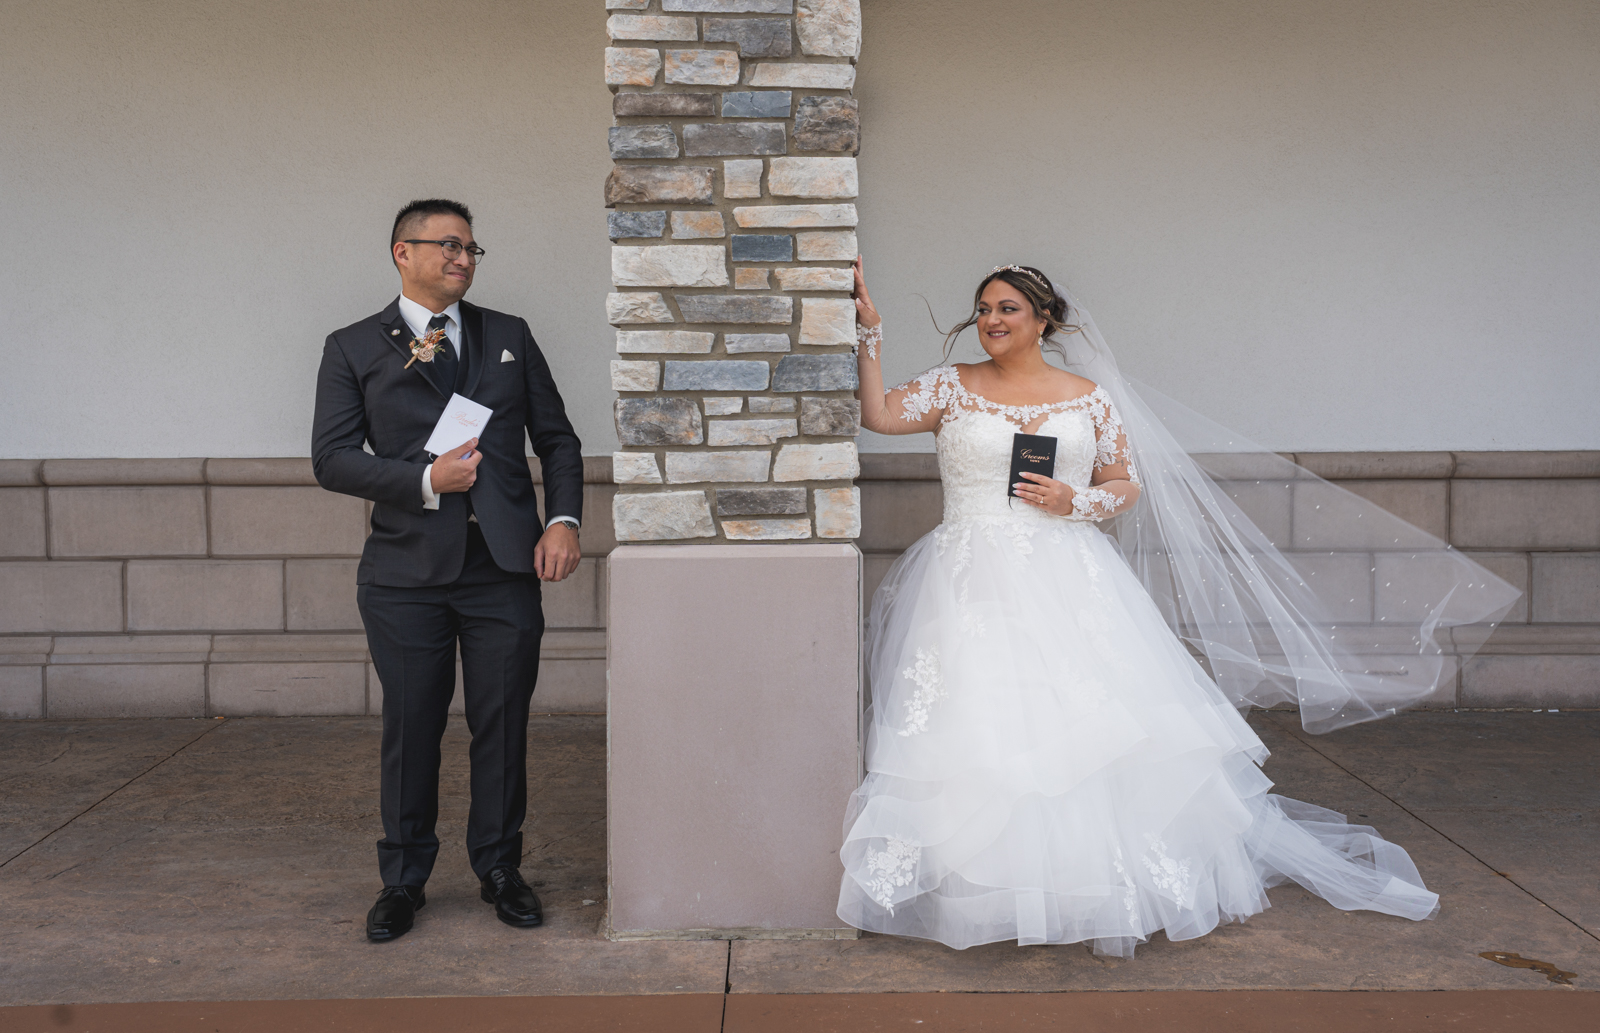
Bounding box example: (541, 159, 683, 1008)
(357, 523, 543, 888)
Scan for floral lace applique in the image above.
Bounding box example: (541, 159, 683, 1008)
(1142, 835, 1195, 907)
(956, 579, 987, 638)
(855, 323, 882, 360)
(1070, 487, 1123, 522)
(935, 523, 973, 579)
(1112, 845, 1142, 926)
(895, 367, 961, 423)
(864, 837, 919, 912)
(898, 648, 945, 737)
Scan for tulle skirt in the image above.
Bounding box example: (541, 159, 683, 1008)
(837, 517, 1439, 956)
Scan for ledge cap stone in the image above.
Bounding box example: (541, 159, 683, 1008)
(42, 458, 207, 485)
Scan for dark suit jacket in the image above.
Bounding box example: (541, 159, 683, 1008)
(312, 296, 583, 588)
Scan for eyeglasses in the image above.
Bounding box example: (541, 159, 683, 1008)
(403, 239, 487, 264)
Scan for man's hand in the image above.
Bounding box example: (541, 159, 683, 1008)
(430, 438, 481, 493)
(535, 522, 581, 582)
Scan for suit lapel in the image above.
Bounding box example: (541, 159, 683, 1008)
(460, 302, 487, 400)
(378, 297, 448, 399)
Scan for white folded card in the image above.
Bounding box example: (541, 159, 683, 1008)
(424, 394, 493, 458)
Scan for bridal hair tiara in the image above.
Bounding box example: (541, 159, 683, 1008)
(991, 264, 1053, 291)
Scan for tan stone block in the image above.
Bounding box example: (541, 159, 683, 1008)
(747, 62, 855, 89)
(126, 560, 284, 632)
(1292, 452, 1455, 480)
(612, 245, 729, 288)
(666, 451, 773, 483)
(724, 160, 763, 199)
(47, 664, 206, 718)
(797, 0, 862, 57)
(1291, 480, 1448, 549)
(1215, 480, 1293, 548)
(1278, 553, 1368, 623)
(1452, 451, 1600, 478)
(858, 480, 942, 551)
(543, 557, 603, 628)
(206, 458, 319, 485)
(210, 633, 369, 663)
(734, 267, 771, 289)
(749, 396, 796, 413)
(1465, 551, 1530, 623)
(774, 267, 852, 291)
(531, 659, 607, 713)
(0, 666, 43, 718)
(1462, 655, 1600, 709)
(0, 561, 124, 633)
(799, 297, 856, 345)
(211, 486, 367, 556)
(48, 486, 208, 557)
(607, 292, 676, 325)
(617, 330, 716, 354)
(0, 488, 46, 557)
(772, 442, 858, 482)
(815, 487, 861, 539)
(284, 559, 362, 631)
(1532, 552, 1600, 622)
(0, 637, 51, 665)
(605, 46, 661, 86)
(51, 635, 211, 665)
(611, 360, 661, 392)
(664, 49, 741, 86)
(768, 157, 858, 199)
(1452, 480, 1600, 549)
(722, 517, 812, 540)
(733, 204, 857, 229)
(707, 419, 797, 446)
(704, 397, 744, 415)
(41, 458, 206, 485)
(607, 0, 649, 9)
(671, 211, 727, 238)
(0, 460, 43, 486)
(607, 14, 698, 40)
(209, 662, 366, 716)
(795, 230, 857, 260)
(613, 453, 664, 485)
(613, 490, 716, 541)
(605, 166, 716, 206)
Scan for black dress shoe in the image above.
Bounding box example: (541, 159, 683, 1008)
(479, 866, 543, 928)
(366, 885, 425, 943)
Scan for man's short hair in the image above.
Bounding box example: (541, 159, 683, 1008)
(391, 198, 474, 250)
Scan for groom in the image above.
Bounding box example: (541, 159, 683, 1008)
(312, 199, 583, 943)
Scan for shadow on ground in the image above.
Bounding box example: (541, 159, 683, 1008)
(0, 711, 1594, 1005)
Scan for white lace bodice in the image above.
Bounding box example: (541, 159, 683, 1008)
(891, 365, 1138, 525)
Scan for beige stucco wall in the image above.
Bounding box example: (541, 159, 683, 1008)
(3, 1, 1597, 458)
(856, 0, 1600, 452)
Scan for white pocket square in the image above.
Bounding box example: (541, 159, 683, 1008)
(500, 349, 515, 362)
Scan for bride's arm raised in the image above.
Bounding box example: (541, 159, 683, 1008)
(852, 257, 945, 436)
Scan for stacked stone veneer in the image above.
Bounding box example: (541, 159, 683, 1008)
(604, 0, 865, 543)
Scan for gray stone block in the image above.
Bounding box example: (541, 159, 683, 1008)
(707, 419, 798, 446)
(0, 561, 124, 633)
(1283, 552, 1373, 623)
(609, 125, 680, 160)
(1452, 451, 1600, 478)
(47, 663, 207, 718)
(663, 0, 793, 11)
(1216, 480, 1293, 548)
(608, 211, 669, 240)
(749, 396, 797, 412)
(613, 93, 718, 117)
(771, 354, 858, 392)
(605, 166, 716, 206)
(0, 666, 42, 719)
(704, 17, 793, 57)
(1532, 552, 1600, 622)
(721, 90, 792, 118)
(716, 487, 807, 516)
(663, 361, 771, 391)
(1292, 480, 1447, 550)
(675, 294, 794, 324)
(0, 488, 46, 557)
(126, 560, 285, 632)
(614, 398, 704, 446)
(1293, 452, 1455, 480)
(48, 486, 208, 557)
(800, 397, 860, 436)
(730, 234, 794, 262)
(41, 458, 206, 485)
(612, 491, 716, 542)
(726, 333, 792, 353)
(1462, 655, 1600, 709)
(205, 458, 319, 485)
(666, 451, 773, 484)
(209, 662, 367, 717)
(1452, 480, 1600, 549)
(211, 487, 367, 557)
(542, 557, 604, 628)
(285, 558, 362, 631)
(793, 95, 859, 152)
(858, 480, 943, 552)
(684, 122, 787, 156)
(0, 460, 42, 486)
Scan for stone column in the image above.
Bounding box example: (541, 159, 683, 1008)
(602, 0, 864, 940)
(605, 0, 864, 542)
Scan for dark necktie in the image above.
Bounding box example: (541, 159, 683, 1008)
(426, 314, 458, 391)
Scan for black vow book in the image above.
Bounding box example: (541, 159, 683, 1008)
(1007, 433, 1058, 499)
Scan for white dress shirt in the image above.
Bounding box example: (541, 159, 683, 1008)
(400, 293, 578, 531)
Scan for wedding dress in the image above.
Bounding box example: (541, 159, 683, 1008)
(836, 346, 1454, 956)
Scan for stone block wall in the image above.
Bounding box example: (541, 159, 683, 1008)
(0, 458, 616, 720)
(604, 0, 866, 543)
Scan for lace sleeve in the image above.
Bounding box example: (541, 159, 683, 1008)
(1067, 391, 1142, 521)
(886, 366, 958, 429)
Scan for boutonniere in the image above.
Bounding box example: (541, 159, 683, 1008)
(404, 327, 449, 369)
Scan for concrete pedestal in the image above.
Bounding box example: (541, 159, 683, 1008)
(606, 544, 862, 940)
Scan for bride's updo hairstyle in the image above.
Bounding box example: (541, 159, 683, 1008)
(938, 265, 1081, 362)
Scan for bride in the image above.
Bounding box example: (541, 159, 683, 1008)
(836, 259, 1517, 956)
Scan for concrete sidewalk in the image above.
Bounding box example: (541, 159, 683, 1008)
(0, 711, 1594, 1009)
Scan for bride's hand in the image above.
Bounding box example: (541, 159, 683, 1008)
(853, 256, 881, 328)
(1015, 472, 1076, 516)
